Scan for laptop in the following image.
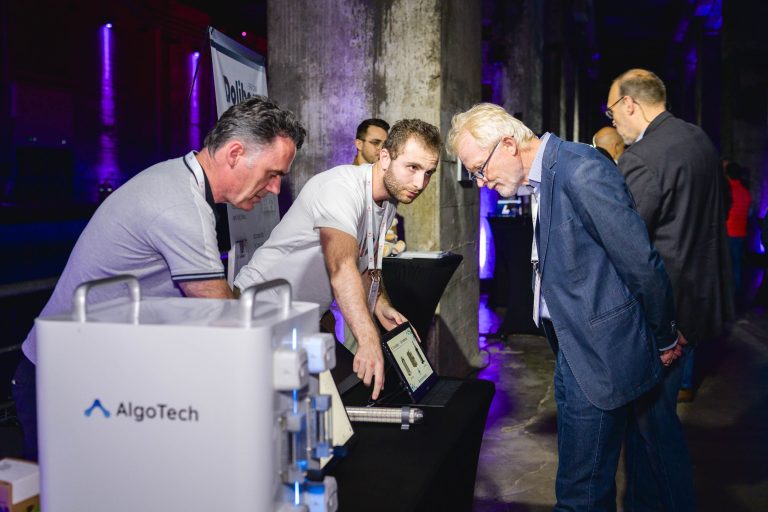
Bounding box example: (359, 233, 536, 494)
(371, 322, 462, 408)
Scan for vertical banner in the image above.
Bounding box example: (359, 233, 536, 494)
(208, 26, 279, 285)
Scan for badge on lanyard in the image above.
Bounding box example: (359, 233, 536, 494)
(365, 166, 391, 314)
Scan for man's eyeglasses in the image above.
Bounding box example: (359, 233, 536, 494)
(605, 96, 627, 121)
(361, 138, 385, 149)
(471, 139, 501, 183)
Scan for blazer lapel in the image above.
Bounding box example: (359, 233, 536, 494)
(538, 136, 559, 274)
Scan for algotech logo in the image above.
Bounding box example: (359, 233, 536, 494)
(84, 399, 110, 418)
(84, 399, 199, 423)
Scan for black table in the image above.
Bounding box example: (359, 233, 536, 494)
(330, 378, 495, 511)
(382, 253, 463, 342)
(487, 216, 541, 335)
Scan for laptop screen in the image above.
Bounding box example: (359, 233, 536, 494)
(381, 322, 438, 401)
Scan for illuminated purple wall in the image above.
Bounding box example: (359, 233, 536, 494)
(98, 23, 119, 190)
(189, 52, 201, 150)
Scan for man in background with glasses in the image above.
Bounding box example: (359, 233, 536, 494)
(353, 118, 390, 165)
(448, 103, 684, 511)
(607, 68, 732, 511)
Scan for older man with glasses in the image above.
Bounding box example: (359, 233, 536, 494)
(449, 102, 685, 511)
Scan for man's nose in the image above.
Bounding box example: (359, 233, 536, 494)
(414, 172, 430, 190)
(266, 175, 282, 195)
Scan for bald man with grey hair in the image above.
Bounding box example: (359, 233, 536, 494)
(592, 126, 625, 163)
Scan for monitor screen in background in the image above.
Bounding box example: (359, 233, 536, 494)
(385, 327, 432, 391)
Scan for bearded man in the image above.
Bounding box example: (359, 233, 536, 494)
(235, 119, 441, 400)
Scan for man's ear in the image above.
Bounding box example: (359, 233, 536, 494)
(625, 96, 637, 116)
(354, 139, 364, 154)
(223, 140, 246, 168)
(502, 135, 518, 156)
(379, 147, 391, 169)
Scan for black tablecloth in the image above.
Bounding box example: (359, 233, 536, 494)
(330, 378, 495, 511)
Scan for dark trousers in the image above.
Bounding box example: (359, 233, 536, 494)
(624, 346, 696, 512)
(544, 320, 695, 511)
(11, 354, 38, 461)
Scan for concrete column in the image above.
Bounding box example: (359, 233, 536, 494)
(268, 0, 379, 196)
(486, 0, 544, 133)
(269, 0, 483, 375)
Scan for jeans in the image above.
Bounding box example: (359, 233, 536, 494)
(553, 348, 627, 511)
(624, 346, 696, 512)
(680, 347, 694, 391)
(11, 355, 38, 462)
(727, 236, 745, 298)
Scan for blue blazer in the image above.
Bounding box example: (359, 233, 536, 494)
(538, 135, 677, 410)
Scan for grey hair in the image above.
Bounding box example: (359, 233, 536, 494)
(614, 69, 667, 106)
(203, 96, 306, 154)
(447, 103, 535, 154)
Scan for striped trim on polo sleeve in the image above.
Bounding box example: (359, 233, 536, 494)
(172, 271, 226, 282)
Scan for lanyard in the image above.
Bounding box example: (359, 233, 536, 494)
(531, 188, 541, 326)
(365, 165, 392, 313)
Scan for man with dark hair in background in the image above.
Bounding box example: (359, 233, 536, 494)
(353, 118, 390, 165)
(236, 119, 441, 400)
(607, 68, 733, 511)
(12, 96, 306, 461)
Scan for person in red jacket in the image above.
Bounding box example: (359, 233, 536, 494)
(725, 161, 751, 299)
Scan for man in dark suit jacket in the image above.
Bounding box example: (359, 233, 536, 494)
(448, 103, 685, 511)
(608, 69, 733, 511)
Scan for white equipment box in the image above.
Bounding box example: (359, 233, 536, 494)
(36, 276, 338, 512)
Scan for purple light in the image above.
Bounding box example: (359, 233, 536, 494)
(479, 221, 487, 269)
(189, 51, 201, 149)
(591, 52, 600, 61)
(674, 19, 689, 43)
(479, 187, 498, 279)
(98, 24, 119, 195)
(241, 31, 247, 37)
(686, 46, 698, 79)
(694, 1, 712, 17)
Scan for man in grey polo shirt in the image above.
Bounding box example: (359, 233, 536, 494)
(12, 96, 305, 461)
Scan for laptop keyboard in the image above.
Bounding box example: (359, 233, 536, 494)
(419, 379, 462, 406)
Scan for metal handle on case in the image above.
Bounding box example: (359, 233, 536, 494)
(239, 279, 292, 325)
(72, 275, 141, 324)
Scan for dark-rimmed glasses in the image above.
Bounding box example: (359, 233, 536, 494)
(471, 139, 501, 183)
(605, 96, 627, 120)
(359, 138, 385, 149)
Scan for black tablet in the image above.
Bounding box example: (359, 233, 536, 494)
(380, 322, 438, 402)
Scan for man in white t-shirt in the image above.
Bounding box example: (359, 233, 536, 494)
(235, 119, 441, 400)
(12, 96, 305, 461)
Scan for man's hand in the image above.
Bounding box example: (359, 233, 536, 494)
(320, 227, 387, 399)
(375, 302, 407, 331)
(660, 330, 688, 367)
(353, 341, 385, 399)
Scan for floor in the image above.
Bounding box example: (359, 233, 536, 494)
(472, 268, 768, 511)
